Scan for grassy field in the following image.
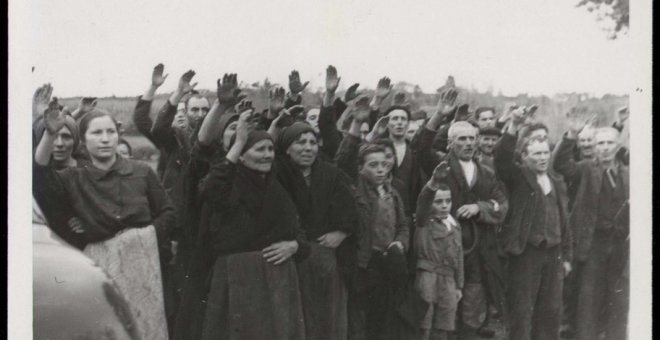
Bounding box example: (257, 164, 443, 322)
(55, 88, 628, 162)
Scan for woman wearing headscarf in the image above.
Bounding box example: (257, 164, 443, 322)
(173, 75, 244, 340)
(34, 100, 175, 339)
(272, 121, 359, 340)
(200, 110, 309, 340)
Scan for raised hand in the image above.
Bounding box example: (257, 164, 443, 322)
(344, 83, 361, 103)
(352, 96, 372, 123)
(325, 65, 341, 93)
(33, 83, 53, 118)
(375, 77, 393, 99)
(393, 92, 406, 106)
(78, 97, 98, 115)
(430, 161, 450, 188)
(436, 86, 458, 117)
(511, 106, 528, 127)
(525, 104, 539, 118)
(268, 86, 286, 118)
(217, 73, 246, 107)
(365, 116, 389, 142)
(235, 109, 253, 146)
(236, 99, 254, 115)
(616, 106, 629, 124)
(566, 111, 591, 137)
(43, 97, 66, 135)
(152, 63, 169, 87)
(289, 70, 309, 95)
(178, 70, 198, 94)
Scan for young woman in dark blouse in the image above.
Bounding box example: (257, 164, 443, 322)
(34, 102, 175, 339)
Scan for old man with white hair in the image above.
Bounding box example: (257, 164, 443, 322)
(554, 118, 629, 340)
(416, 90, 509, 339)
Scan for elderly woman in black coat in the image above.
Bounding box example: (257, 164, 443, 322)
(271, 120, 359, 340)
(200, 110, 309, 340)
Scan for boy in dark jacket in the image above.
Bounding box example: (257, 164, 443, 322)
(336, 112, 409, 340)
(414, 161, 464, 340)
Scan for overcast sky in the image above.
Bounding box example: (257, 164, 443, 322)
(30, 0, 632, 97)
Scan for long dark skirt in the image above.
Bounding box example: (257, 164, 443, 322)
(297, 243, 348, 340)
(201, 251, 305, 340)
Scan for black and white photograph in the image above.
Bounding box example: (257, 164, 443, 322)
(8, 0, 652, 339)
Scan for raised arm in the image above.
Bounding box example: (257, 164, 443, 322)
(318, 65, 343, 159)
(368, 77, 392, 128)
(287, 70, 309, 107)
(334, 96, 370, 181)
(553, 112, 592, 183)
(493, 107, 528, 186)
(150, 69, 197, 150)
(415, 161, 450, 225)
(414, 85, 458, 175)
(198, 73, 245, 146)
(133, 64, 168, 142)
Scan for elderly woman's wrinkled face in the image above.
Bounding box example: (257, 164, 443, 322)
(84, 116, 119, 162)
(286, 132, 319, 168)
(52, 126, 75, 162)
(240, 139, 275, 173)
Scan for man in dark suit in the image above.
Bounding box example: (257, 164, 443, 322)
(494, 108, 573, 340)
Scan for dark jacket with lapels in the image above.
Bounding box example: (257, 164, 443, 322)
(553, 135, 629, 262)
(494, 133, 573, 263)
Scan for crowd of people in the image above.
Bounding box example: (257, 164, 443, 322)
(32, 64, 630, 340)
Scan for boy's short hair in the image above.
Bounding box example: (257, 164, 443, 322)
(358, 143, 387, 165)
(435, 183, 451, 193)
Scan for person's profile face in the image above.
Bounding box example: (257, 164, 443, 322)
(387, 110, 409, 138)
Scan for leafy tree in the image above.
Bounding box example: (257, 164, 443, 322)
(577, 0, 629, 39)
